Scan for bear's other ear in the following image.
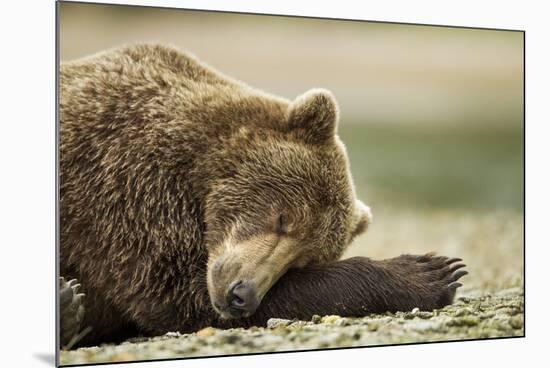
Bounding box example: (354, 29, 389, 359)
(350, 200, 373, 240)
(287, 88, 339, 145)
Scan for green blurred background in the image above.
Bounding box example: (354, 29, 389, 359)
(59, 2, 524, 291)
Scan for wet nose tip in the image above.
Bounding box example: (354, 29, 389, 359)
(227, 280, 258, 314)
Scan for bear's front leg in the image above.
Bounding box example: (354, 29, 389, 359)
(222, 253, 467, 327)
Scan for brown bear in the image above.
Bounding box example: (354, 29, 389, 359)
(59, 44, 467, 348)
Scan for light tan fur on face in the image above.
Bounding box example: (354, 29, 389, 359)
(206, 224, 304, 315)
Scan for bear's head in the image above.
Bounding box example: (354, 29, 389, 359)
(204, 89, 372, 319)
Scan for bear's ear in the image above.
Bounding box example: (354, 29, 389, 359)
(287, 88, 339, 145)
(350, 200, 373, 240)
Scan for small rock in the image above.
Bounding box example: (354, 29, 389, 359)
(480, 311, 496, 319)
(290, 320, 310, 328)
(311, 314, 322, 324)
(221, 334, 241, 344)
(367, 323, 379, 332)
(454, 308, 473, 317)
(509, 314, 524, 329)
(271, 325, 290, 336)
(417, 312, 433, 319)
(335, 318, 350, 326)
(267, 318, 292, 328)
(196, 327, 216, 337)
(447, 316, 480, 327)
(164, 332, 181, 338)
(321, 315, 340, 324)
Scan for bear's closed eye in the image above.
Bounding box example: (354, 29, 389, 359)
(276, 214, 288, 235)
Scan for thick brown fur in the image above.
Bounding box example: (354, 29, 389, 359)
(219, 254, 466, 329)
(60, 44, 466, 347)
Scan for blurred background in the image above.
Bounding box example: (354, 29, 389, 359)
(59, 2, 524, 292)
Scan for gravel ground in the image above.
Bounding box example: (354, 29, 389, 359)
(59, 209, 524, 366)
(60, 287, 524, 365)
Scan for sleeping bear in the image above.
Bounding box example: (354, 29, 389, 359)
(59, 44, 467, 347)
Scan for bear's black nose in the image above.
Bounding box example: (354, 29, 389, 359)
(227, 280, 259, 317)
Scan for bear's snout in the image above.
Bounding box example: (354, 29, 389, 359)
(212, 279, 259, 319)
(228, 280, 260, 317)
(206, 233, 303, 319)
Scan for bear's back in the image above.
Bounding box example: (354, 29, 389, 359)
(60, 44, 235, 129)
(60, 44, 288, 135)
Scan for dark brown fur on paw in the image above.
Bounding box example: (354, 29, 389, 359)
(384, 253, 468, 309)
(59, 277, 86, 349)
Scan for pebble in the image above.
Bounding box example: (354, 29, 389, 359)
(164, 332, 181, 338)
(454, 308, 473, 317)
(335, 318, 350, 326)
(321, 315, 340, 324)
(311, 314, 322, 324)
(509, 314, 524, 329)
(447, 316, 480, 327)
(220, 334, 241, 344)
(367, 323, 379, 332)
(196, 327, 216, 337)
(267, 318, 292, 328)
(417, 312, 433, 319)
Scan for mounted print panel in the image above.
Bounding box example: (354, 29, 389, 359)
(57, 1, 524, 366)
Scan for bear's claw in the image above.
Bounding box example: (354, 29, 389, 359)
(451, 269, 468, 281)
(59, 276, 86, 349)
(445, 257, 462, 265)
(448, 263, 466, 273)
(425, 254, 468, 306)
(448, 282, 463, 290)
(390, 252, 468, 308)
